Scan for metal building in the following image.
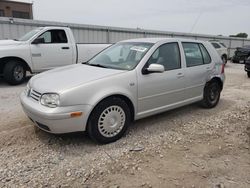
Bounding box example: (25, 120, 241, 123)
(0, 17, 250, 57)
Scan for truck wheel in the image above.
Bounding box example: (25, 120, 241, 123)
(247, 72, 250, 78)
(3, 60, 26, 85)
(201, 81, 221, 108)
(87, 97, 131, 144)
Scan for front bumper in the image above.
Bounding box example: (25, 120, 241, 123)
(245, 63, 250, 72)
(232, 53, 248, 63)
(20, 92, 93, 134)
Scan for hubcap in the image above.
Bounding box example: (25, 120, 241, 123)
(13, 65, 24, 81)
(98, 106, 126, 138)
(209, 86, 219, 102)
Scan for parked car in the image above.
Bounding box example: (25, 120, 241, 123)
(245, 56, 250, 78)
(0, 26, 110, 85)
(20, 38, 225, 143)
(210, 41, 228, 64)
(232, 45, 250, 64)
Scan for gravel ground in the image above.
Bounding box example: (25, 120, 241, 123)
(0, 62, 249, 188)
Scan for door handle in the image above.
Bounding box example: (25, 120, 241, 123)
(177, 73, 184, 78)
(61, 47, 70, 50)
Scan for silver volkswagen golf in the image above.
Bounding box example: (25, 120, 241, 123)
(20, 38, 225, 143)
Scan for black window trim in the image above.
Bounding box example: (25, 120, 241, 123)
(33, 29, 68, 44)
(182, 42, 212, 68)
(142, 42, 182, 73)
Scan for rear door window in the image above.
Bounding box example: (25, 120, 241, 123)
(182, 43, 203, 67)
(182, 42, 211, 67)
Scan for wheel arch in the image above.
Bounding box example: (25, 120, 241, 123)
(207, 77, 223, 91)
(87, 94, 135, 126)
(0, 56, 32, 74)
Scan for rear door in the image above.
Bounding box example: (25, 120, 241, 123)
(181, 42, 212, 99)
(30, 29, 73, 72)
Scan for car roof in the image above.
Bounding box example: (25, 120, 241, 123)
(120, 37, 206, 44)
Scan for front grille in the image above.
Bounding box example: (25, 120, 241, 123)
(29, 89, 42, 101)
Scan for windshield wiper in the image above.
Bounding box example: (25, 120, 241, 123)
(88, 64, 109, 68)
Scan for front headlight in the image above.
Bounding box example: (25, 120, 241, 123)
(40, 93, 60, 108)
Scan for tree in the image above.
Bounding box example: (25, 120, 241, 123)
(229, 33, 248, 38)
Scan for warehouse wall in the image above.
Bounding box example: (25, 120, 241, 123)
(1, 17, 250, 57)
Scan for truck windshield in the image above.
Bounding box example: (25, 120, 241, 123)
(87, 42, 153, 70)
(18, 28, 43, 41)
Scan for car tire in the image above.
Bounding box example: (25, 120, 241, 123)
(87, 97, 131, 144)
(222, 55, 227, 64)
(247, 72, 250, 78)
(3, 60, 26, 85)
(201, 81, 221, 108)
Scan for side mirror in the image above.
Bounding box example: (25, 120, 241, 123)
(32, 38, 45, 44)
(143, 64, 165, 74)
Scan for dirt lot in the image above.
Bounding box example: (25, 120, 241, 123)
(0, 63, 249, 188)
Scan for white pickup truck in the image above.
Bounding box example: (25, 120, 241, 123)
(0, 27, 111, 85)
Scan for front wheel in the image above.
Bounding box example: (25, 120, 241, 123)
(201, 82, 221, 108)
(247, 72, 250, 78)
(3, 60, 26, 85)
(87, 97, 131, 144)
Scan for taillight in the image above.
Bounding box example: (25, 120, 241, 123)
(221, 63, 225, 74)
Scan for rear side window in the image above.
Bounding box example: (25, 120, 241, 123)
(211, 42, 221, 49)
(36, 29, 68, 44)
(182, 42, 211, 67)
(199, 44, 211, 64)
(148, 42, 181, 71)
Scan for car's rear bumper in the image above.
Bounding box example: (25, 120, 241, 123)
(20, 92, 92, 134)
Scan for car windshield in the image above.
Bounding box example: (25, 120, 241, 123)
(220, 43, 226, 48)
(18, 28, 43, 41)
(87, 42, 154, 70)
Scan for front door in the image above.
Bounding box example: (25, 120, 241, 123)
(137, 42, 187, 117)
(30, 29, 73, 72)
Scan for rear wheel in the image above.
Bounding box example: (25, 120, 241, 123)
(201, 82, 221, 108)
(3, 60, 26, 85)
(247, 72, 250, 78)
(222, 55, 227, 64)
(87, 97, 131, 144)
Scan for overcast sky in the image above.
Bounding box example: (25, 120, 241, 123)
(15, 0, 250, 37)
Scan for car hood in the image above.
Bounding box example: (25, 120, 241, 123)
(0, 40, 22, 46)
(30, 64, 126, 93)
